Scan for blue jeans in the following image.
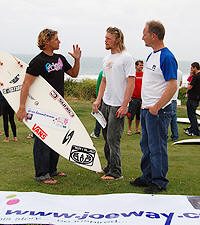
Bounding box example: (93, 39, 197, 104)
(186, 99, 200, 135)
(170, 100, 179, 140)
(140, 104, 172, 189)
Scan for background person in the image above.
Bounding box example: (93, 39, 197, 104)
(127, 60, 143, 135)
(0, 90, 4, 136)
(16, 28, 81, 184)
(170, 69, 183, 141)
(1, 96, 17, 142)
(93, 26, 135, 180)
(184, 62, 200, 136)
(90, 70, 103, 138)
(130, 21, 177, 194)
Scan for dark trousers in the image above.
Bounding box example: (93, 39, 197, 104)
(2, 99, 16, 137)
(186, 99, 200, 135)
(101, 102, 124, 178)
(33, 136, 59, 180)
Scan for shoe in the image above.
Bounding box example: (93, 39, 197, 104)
(144, 183, 165, 194)
(90, 132, 99, 138)
(130, 177, 148, 187)
(184, 129, 195, 136)
(183, 127, 191, 132)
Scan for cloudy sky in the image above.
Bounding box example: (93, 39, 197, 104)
(1, 0, 199, 62)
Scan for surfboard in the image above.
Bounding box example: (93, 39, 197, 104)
(177, 117, 200, 124)
(0, 50, 102, 172)
(173, 139, 200, 145)
(196, 110, 200, 116)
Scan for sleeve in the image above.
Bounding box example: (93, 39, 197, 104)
(26, 59, 42, 76)
(60, 55, 72, 73)
(124, 54, 136, 78)
(160, 53, 177, 81)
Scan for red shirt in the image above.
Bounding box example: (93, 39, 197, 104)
(132, 71, 143, 99)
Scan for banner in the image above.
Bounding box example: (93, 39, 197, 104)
(0, 191, 199, 225)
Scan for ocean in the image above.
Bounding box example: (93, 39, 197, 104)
(16, 54, 191, 86)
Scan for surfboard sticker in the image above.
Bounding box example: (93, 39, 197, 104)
(0, 50, 102, 172)
(27, 108, 71, 130)
(173, 139, 200, 145)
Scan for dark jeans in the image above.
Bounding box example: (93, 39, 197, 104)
(140, 104, 172, 189)
(33, 136, 59, 181)
(101, 102, 124, 178)
(170, 100, 179, 140)
(186, 99, 200, 135)
(2, 99, 16, 137)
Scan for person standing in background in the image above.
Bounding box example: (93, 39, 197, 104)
(90, 70, 103, 138)
(1, 95, 18, 142)
(16, 28, 81, 184)
(127, 60, 143, 135)
(184, 62, 200, 136)
(130, 21, 177, 194)
(170, 69, 183, 141)
(0, 90, 4, 136)
(93, 26, 135, 180)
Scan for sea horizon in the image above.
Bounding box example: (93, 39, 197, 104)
(15, 53, 191, 86)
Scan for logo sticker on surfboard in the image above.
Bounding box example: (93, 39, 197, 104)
(69, 145, 96, 166)
(49, 90, 74, 118)
(27, 108, 70, 130)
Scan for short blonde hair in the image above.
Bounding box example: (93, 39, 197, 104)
(37, 29, 58, 50)
(106, 27, 126, 52)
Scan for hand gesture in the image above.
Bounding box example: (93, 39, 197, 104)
(68, 44, 81, 60)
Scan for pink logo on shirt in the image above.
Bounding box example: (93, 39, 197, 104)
(45, 57, 63, 73)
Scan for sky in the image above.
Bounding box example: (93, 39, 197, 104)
(1, 0, 200, 62)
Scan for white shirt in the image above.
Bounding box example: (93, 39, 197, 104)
(102, 51, 135, 106)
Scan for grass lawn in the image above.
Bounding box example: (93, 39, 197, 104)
(0, 99, 199, 196)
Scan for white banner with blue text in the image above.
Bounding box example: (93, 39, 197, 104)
(0, 191, 199, 225)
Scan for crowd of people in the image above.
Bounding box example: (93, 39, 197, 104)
(0, 20, 199, 194)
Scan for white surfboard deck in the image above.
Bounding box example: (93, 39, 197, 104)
(0, 50, 102, 172)
(173, 139, 200, 145)
(177, 117, 200, 124)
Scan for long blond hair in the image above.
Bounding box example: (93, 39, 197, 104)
(37, 28, 58, 50)
(106, 27, 126, 52)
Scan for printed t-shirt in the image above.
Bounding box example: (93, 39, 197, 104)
(26, 52, 72, 97)
(141, 47, 177, 108)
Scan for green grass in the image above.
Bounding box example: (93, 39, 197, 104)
(0, 100, 199, 196)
